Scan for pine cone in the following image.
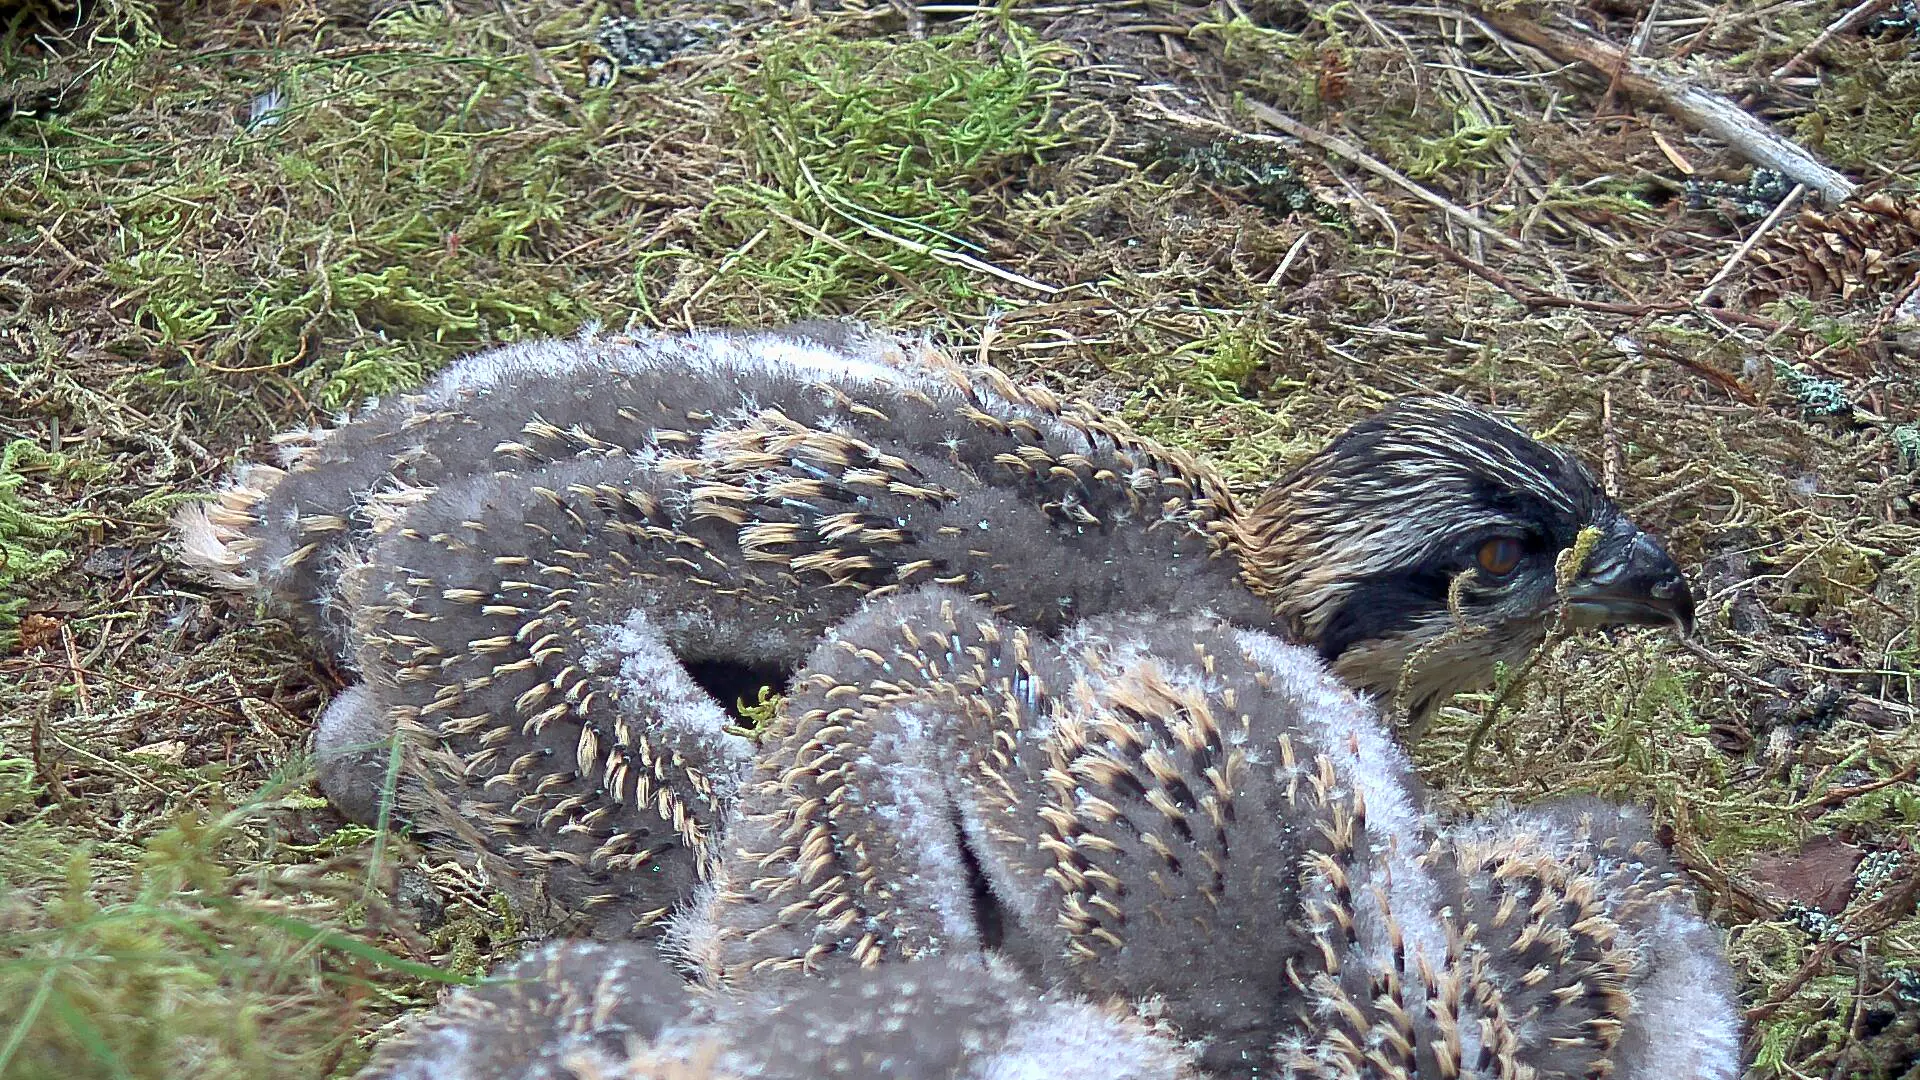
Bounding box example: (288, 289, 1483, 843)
(1747, 192, 1920, 303)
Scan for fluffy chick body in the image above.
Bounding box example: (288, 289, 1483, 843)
(1439, 798, 1745, 1080)
(278, 324, 1268, 932)
(178, 322, 1262, 664)
(683, 589, 1740, 1080)
(357, 941, 1190, 1080)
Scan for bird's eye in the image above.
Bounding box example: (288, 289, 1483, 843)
(1476, 536, 1524, 577)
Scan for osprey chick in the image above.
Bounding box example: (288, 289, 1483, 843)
(1248, 397, 1693, 720)
(178, 324, 1689, 728)
(171, 325, 1692, 936)
(679, 589, 1739, 1079)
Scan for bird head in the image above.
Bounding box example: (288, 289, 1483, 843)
(1239, 397, 1693, 730)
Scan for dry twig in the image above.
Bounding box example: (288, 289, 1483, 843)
(1473, 7, 1857, 204)
(1696, 182, 1808, 304)
(1242, 100, 1530, 252)
(1143, 96, 1529, 252)
(1745, 862, 1920, 1023)
(1772, 0, 1892, 79)
(1411, 239, 1768, 402)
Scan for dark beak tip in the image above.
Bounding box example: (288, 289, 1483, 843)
(1648, 573, 1696, 636)
(1670, 584, 1698, 637)
(1666, 601, 1697, 638)
(1566, 524, 1695, 636)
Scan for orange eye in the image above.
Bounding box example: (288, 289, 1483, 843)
(1476, 537, 1523, 576)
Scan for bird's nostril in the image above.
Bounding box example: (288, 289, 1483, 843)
(1650, 579, 1680, 599)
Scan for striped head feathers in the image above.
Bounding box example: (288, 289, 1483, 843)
(1241, 397, 1693, 729)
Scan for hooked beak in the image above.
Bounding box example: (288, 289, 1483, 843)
(1564, 520, 1695, 635)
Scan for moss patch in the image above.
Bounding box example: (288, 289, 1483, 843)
(0, 442, 99, 643)
(708, 21, 1070, 309)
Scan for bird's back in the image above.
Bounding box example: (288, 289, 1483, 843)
(687, 589, 1439, 1075)
(203, 327, 1271, 935)
(686, 591, 1740, 1079)
(178, 324, 1273, 662)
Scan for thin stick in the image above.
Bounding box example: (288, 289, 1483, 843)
(1745, 865, 1920, 1022)
(492, 0, 560, 91)
(1409, 234, 1659, 314)
(1459, 622, 1565, 768)
(1747, 937, 1850, 1022)
(1866, 268, 1920, 340)
(61, 623, 93, 718)
(1629, 0, 1664, 55)
(1408, 239, 1778, 401)
(1144, 97, 1526, 251)
(1680, 638, 1796, 697)
(683, 226, 770, 308)
(1459, 527, 1606, 768)
(1478, 8, 1857, 204)
(1, 657, 248, 721)
(1269, 231, 1314, 287)
(1601, 389, 1621, 499)
(779, 135, 1061, 294)
(1240, 100, 1530, 251)
(1795, 761, 1919, 812)
(1773, 0, 1892, 79)
(1696, 182, 1808, 304)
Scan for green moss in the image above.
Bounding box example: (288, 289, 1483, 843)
(1112, 314, 1321, 486)
(732, 686, 783, 737)
(1199, 12, 1510, 182)
(1389, 104, 1512, 181)
(1797, 40, 1920, 173)
(0, 441, 100, 643)
(1747, 978, 1861, 1077)
(1819, 778, 1920, 832)
(25, 27, 608, 409)
(1168, 319, 1267, 402)
(429, 894, 522, 982)
(0, 757, 467, 1080)
(707, 21, 1069, 308)
(3, 2, 1916, 1077)
(0, 754, 66, 888)
(1192, 16, 1328, 116)
(1507, 176, 1658, 226)
(18, 18, 1071, 397)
